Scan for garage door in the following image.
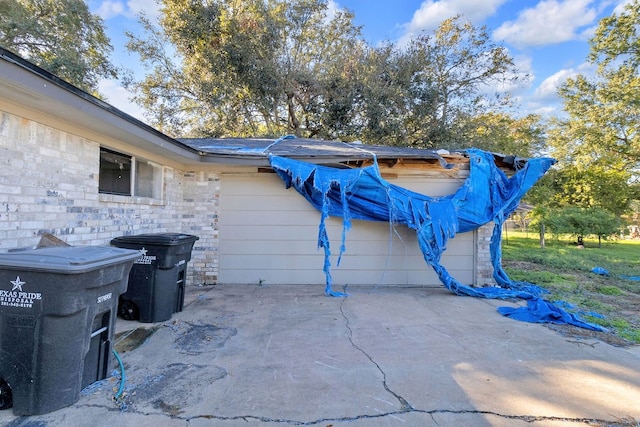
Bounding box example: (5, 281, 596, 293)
(218, 172, 476, 287)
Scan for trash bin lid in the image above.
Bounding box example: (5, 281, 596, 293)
(0, 246, 142, 274)
(111, 233, 199, 246)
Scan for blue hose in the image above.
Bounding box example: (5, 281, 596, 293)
(112, 349, 126, 400)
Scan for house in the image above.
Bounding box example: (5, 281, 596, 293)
(0, 46, 533, 291)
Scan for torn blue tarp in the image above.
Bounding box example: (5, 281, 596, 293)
(497, 298, 604, 331)
(592, 266, 610, 276)
(269, 147, 605, 331)
(592, 266, 640, 281)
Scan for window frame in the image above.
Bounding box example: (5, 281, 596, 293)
(99, 147, 163, 200)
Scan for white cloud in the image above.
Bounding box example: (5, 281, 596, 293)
(529, 104, 559, 116)
(126, 0, 161, 22)
(94, 0, 128, 20)
(613, 0, 635, 14)
(326, 0, 340, 20)
(405, 0, 507, 33)
(493, 0, 598, 48)
(92, 0, 160, 22)
(533, 69, 576, 101)
(532, 61, 596, 101)
(396, 0, 506, 46)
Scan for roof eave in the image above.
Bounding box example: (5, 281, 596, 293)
(0, 47, 201, 163)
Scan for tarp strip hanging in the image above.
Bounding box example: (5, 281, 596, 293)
(269, 148, 604, 331)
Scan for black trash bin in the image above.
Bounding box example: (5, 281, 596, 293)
(0, 245, 140, 415)
(110, 233, 199, 323)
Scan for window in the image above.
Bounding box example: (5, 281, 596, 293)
(99, 147, 162, 198)
(135, 158, 163, 198)
(99, 148, 131, 195)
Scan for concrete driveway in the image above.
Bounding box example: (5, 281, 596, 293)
(1, 284, 639, 426)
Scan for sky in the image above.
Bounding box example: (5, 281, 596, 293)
(87, 0, 633, 122)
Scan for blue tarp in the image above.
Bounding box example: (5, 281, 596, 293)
(269, 147, 605, 331)
(592, 266, 640, 281)
(497, 297, 604, 331)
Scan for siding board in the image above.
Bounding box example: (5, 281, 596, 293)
(218, 173, 477, 287)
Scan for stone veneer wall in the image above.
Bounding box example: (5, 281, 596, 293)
(475, 222, 495, 287)
(0, 111, 219, 286)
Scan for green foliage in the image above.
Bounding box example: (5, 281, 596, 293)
(0, 0, 117, 95)
(525, 164, 634, 234)
(125, 4, 524, 148)
(355, 42, 438, 146)
(126, 0, 367, 137)
(538, 2, 640, 234)
(545, 206, 623, 245)
(463, 112, 545, 157)
(596, 285, 623, 296)
(552, 166, 632, 216)
(549, 0, 640, 171)
(401, 15, 523, 149)
(504, 268, 573, 286)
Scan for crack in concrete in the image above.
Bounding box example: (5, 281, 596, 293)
(67, 402, 632, 427)
(183, 410, 632, 426)
(338, 292, 413, 412)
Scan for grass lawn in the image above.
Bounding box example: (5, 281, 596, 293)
(501, 231, 640, 345)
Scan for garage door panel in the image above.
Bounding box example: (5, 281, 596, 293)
(220, 238, 448, 258)
(220, 253, 327, 270)
(222, 175, 287, 195)
(221, 239, 325, 255)
(222, 194, 313, 211)
(221, 268, 328, 285)
(327, 253, 474, 272)
(221, 267, 474, 287)
(218, 174, 477, 287)
(222, 209, 322, 226)
(222, 225, 324, 241)
(405, 269, 474, 285)
(393, 177, 465, 197)
(330, 269, 417, 285)
(221, 223, 407, 242)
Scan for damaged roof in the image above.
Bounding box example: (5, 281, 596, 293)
(179, 136, 526, 170)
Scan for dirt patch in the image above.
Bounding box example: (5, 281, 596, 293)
(504, 260, 640, 347)
(115, 326, 161, 353)
(545, 324, 632, 347)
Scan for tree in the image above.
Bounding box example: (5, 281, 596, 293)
(0, 0, 117, 95)
(354, 42, 440, 146)
(541, 2, 640, 245)
(545, 207, 623, 247)
(405, 15, 524, 148)
(126, 0, 367, 138)
(126, 4, 523, 143)
(525, 165, 633, 215)
(550, 0, 640, 171)
(462, 112, 545, 156)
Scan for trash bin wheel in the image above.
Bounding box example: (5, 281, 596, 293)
(118, 300, 140, 321)
(0, 378, 13, 410)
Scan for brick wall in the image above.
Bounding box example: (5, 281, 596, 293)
(178, 170, 220, 285)
(0, 111, 219, 286)
(475, 222, 495, 287)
